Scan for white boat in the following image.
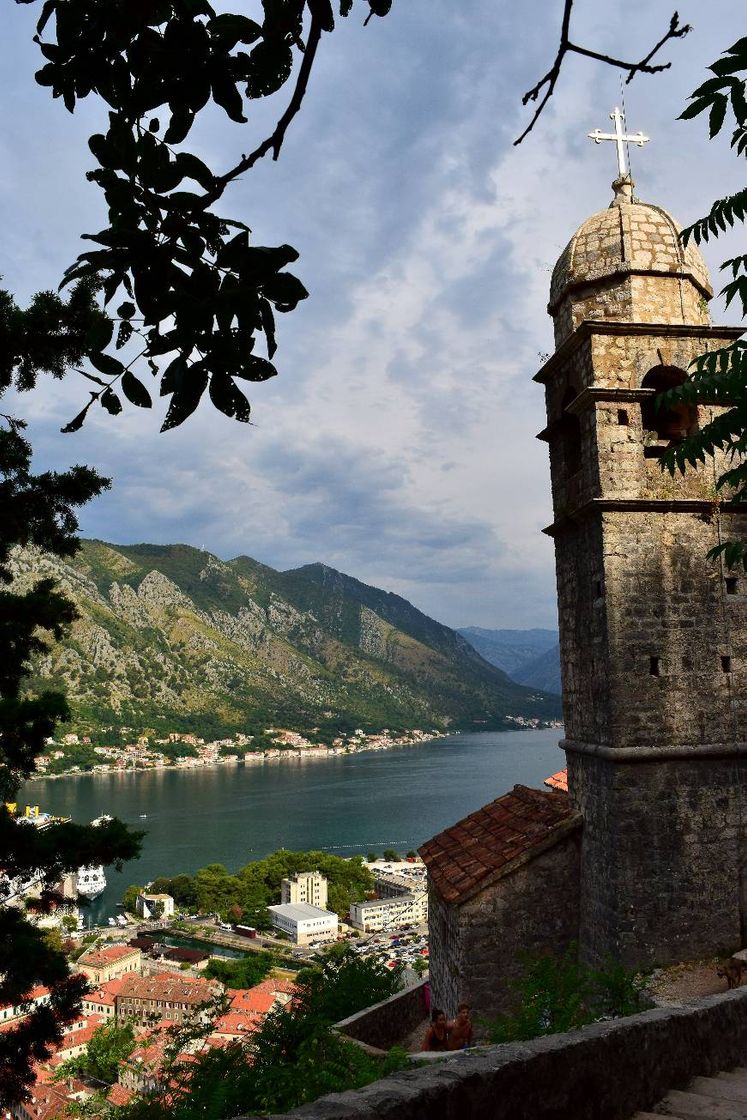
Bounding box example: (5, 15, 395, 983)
(76, 864, 107, 900)
(108, 917, 116, 926)
(75, 815, 112, 900)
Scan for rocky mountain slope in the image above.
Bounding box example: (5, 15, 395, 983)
(458, 627, 562, 695)
(13, 542, 561, 737)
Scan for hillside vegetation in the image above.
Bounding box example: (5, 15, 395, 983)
(12, 541, 561, 737)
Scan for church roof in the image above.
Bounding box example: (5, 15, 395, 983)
(549, 179, 712, 314)
(419, 784, 581, 905)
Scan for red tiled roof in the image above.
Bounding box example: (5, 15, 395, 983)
(118, 972, 218, 1005)
(544, 769, 569, 792)
(78, 944, 139, 968)
(107, 1084, 134, 1107)
(419, 784, 581, 905)
(82, 976, 125, 1008)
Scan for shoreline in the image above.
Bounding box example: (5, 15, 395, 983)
(27, 729, 449, 783)
(26, 723, 562, 784)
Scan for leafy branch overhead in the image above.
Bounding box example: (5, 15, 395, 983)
(17, 0, 394, 432)
(660, 35, 747, 567)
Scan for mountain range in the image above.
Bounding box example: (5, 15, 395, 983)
(457, 628, 561, 694)
(12, 541, 562, 738)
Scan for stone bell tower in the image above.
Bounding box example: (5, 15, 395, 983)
(538, 169, 747, 968)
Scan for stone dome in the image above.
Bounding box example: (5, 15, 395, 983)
(548, 178, 713, 317)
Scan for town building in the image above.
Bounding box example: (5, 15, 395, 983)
(77, 944, 142, 985)
(81, 976, 125, 1019)
(348, 892, 428, 933)
(372, 870, 424, 899)
(267, 902, 338, 945)
(115, 971, 220, 1026)
(0, 985, 50, 1026)
(135, 891, 175, 920)
(280, 870, 328, 909)
(422, 159, 747, 1016)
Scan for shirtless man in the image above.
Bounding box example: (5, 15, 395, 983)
(447, 1003, 473, 1050)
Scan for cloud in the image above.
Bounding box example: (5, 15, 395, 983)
(2, 0, 744, 630)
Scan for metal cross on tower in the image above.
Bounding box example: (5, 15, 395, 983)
(587, 106, 650, 178)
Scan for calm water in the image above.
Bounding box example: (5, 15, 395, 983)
(21, 730, 563, 921)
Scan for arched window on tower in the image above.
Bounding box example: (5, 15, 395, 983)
(557, 387, 583, 477)
(641, 367, 697, 456)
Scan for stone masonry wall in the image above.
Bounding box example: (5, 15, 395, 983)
(568, 749, 747, 967)
(238, 988, 747, 1120)
(429, 835, 581, 1021)
(602, 508, 747, 748)
(427, 886, 462, 1020)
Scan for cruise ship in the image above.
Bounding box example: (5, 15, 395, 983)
(75, 815, 111, 901)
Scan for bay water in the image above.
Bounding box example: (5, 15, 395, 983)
(21, 729, 563, 921)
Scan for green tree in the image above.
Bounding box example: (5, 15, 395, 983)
(55, 1021, 136, 1085)
(122, 883, 144, 913)
(0, 386, 142, 1105)
(118, 949, 405, 1120)
(663, 37, 747, 563)
(204, 951, 276, 989)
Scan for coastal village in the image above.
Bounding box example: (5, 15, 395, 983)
(31, 727, 449, 779)
(1, 863, 431, 1119)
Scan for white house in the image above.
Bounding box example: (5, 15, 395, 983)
(348, 892, 428, 933)
(268, 902, 338, 946)
(136, 892, 175, 920)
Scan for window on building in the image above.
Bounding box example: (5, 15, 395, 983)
(641, 366, 697, 451)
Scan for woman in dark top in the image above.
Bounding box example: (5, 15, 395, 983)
(422, 1008, 449, 1051)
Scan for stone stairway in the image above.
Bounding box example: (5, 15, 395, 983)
(633, 1067, 747, 1118)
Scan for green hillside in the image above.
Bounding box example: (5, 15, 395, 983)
(12, 541, 562, 738)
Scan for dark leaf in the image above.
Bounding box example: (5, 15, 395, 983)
(207, 13, 262, 45)
(175, 152, 216, 191)
(117, 302, 136, 320)
(160, 355, 188, 397)
(244, 40, 293, 100)
(100, 388, 123, 415)
(234, 355, 278, 382)
(61, 399, 94, 433)
(211, 76, 247, 122)
(121, 370, 153, 408)
(710, 94, 728, 138)
(261, 271, 309, 311)
(164, 108, 195, 145)
(209, 374, 252, 422)
(89, 352, 125, 377)
(259, 298, 277, 359)
(679, 98, 712, 122)
(161, 363, 209, 431)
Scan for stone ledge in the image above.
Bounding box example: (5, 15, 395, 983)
(563, 737, 747, 763)
(236, 988, 747, 1120)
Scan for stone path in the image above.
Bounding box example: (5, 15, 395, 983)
(633, 1067, 747, 1118)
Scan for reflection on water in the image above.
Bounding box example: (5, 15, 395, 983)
(23, 729, 564, 921)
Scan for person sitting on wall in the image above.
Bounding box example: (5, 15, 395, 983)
(422, 1008, 449, 1051)
(447, 1003, 473, 1049)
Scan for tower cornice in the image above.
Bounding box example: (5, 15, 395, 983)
(533, 320, 744, 386)
(541, 496, 747, 537)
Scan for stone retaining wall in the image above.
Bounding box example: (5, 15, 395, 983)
(238, 987, 747, 1120)
(334, 980, 429, 1053)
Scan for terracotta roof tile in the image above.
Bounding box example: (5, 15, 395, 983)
(544, 769, 569, 792)
(419, 784, 581, 905)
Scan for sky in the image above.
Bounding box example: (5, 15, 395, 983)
(1, 0, 745, 630)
